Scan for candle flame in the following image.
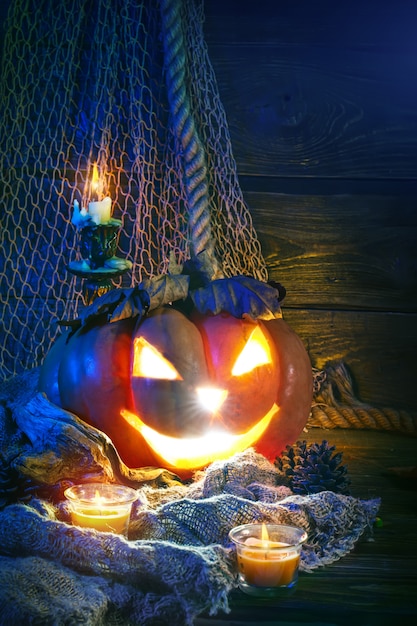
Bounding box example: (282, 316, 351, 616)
(261, 523, 270, 548)
(91, 163, 99, 190)
(94, 489, 105, 508)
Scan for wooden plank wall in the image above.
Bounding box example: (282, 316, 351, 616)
(203, 0, 417, 412)
(0, 0, 416, 413)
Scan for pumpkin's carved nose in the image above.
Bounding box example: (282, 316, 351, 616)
(196, 386, 228, 414)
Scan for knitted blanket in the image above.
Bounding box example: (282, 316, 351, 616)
(0, 371, 380, 625)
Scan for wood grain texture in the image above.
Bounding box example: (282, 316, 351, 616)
(283, 308, 417, 411)
(196, 428, 417, 625)
(244, 191, 417, 409)
(204, 0, 417, 180)
(200, 0, 417, 415)
(246, 193, 417, 311)
(204, 0, 417, 49)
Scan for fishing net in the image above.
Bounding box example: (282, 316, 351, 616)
(0, 0, 267, 381)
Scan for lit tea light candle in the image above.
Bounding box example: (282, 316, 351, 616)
(64, 483, 137, 536)
(239, 526, 299, 587)
(229, 523, 307, 597)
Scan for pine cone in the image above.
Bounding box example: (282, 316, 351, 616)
(274, 440, 308, 486)
(275, 440, 351, 496)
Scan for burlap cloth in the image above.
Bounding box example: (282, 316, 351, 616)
(0, 447, 380, 625)
(0, 370, 380, 624)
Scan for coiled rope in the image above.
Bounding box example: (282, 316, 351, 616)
(310, 361, 417, 436)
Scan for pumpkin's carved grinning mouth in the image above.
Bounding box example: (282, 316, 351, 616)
(120, 403, 279, 470)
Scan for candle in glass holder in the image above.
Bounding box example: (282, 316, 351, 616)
(229, 523, 307, 597)
(64, 483, 137, 536)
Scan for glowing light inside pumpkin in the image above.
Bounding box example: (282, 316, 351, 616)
(196, 386, 228, 412)
(132, 336, 182, 380)
(120, 403, 278, 470)
(232, 326, 272, 376)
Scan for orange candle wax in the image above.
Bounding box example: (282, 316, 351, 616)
(70, 507, 130, 534)
(237, 537, 300, 587)
(64, 483, 137, 536)
(229, 523, 307, 595)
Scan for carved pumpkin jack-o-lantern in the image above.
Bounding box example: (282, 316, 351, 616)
(125, 307, 284, 471)
(39, 277, 313, 478)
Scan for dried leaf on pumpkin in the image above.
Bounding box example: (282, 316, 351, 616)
(60, 274, 190, 330)
(78, 287, 150, 326)
(140, 274, 190, 311)
(190, 276, 282, 320)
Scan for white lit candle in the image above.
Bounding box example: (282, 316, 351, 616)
(88, 196, 112, 225)
(87, 163, 112, 225)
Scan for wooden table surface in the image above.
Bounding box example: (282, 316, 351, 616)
(196, 427, 417, 626)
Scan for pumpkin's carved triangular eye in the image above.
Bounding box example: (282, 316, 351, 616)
(231, 326, 272, 376)
(132, 337, 183, 380)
